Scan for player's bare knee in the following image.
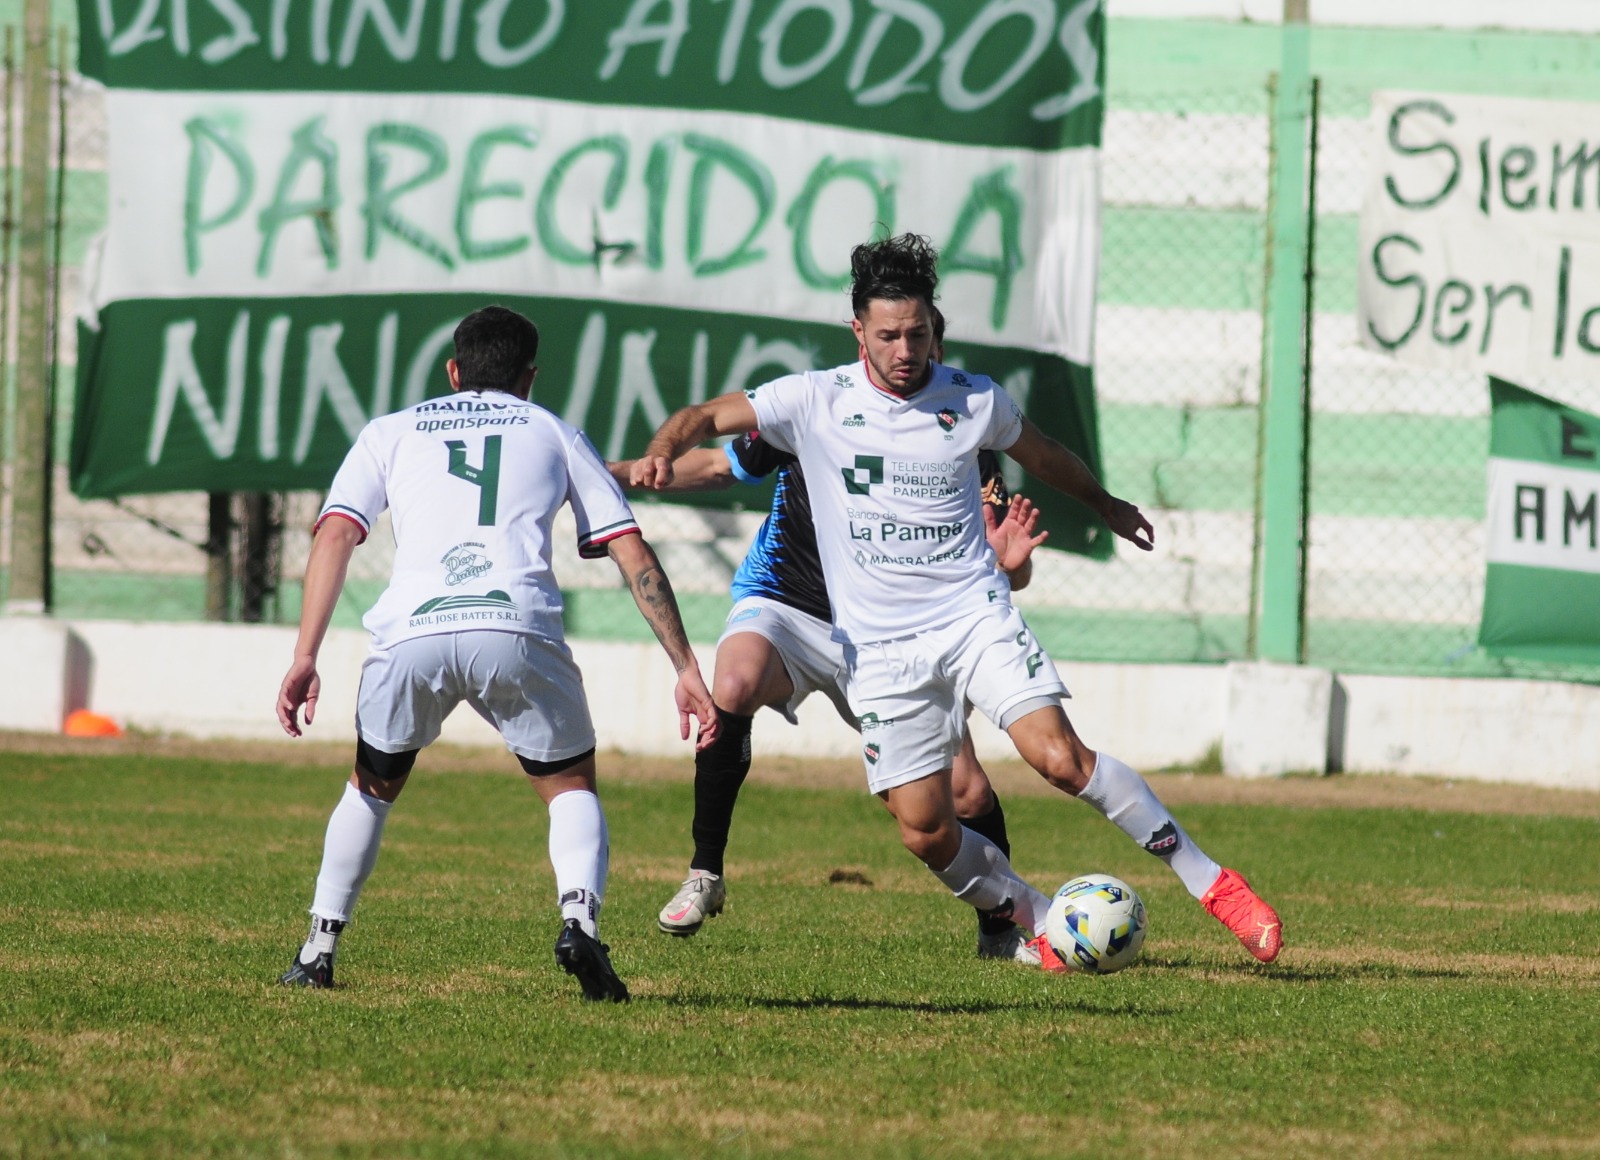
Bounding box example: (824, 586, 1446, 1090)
(711, 669, 767, 716)
(951, 777, 993, 820)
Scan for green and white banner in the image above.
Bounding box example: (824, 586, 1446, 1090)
(72, 0, 1111, 556)
(1479, 378, 1600, 663)
(1361, 91, 1600, 380)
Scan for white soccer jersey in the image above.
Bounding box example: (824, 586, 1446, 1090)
(748, 361, 1024, 644)
(315, 390, 638, 649)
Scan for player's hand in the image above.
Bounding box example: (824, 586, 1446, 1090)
(983, 494, 1048, 573)
(674, 664, 720, 751)
(1102, 496, 1155, 551)
(276, 655, 321, 737)
(629, 455, 675, 490)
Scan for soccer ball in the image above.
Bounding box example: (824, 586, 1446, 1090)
(1043, 874, 1148, 974)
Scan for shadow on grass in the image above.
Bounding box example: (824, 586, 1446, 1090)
(1136, 954, 1470, 982)
(658, 993, 1180, 1017)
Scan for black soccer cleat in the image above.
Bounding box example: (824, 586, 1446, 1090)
(280, 951, 335, 989)
(554, 919, 630, 1003)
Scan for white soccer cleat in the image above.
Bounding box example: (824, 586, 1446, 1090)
(977, 926, 1043, 967)
(657, 870, 725, 937)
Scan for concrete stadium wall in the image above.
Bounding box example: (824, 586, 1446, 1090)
(1, 616, 1595, 792)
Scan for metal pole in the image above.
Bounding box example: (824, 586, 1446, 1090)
(1256, 0, 1312, 662)
(4, 0, 54, 614)
(0, 29, 14, 581)
(1247, 75, 1276, 662)
(1297, 76, 1321, 665)
(240, 493, 274, 623)
(38, 26, 66, 608)
(205, 492, 232, 621)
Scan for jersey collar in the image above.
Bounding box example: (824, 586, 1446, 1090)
(860, 358, 934, 402)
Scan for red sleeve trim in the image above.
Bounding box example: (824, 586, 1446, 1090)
(313, 511, 369, 544)
(576, 523, 640, 559)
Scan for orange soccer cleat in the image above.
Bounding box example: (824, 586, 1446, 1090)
(1201, 868, 1283, 963)
(1025, 934, 1072, 974)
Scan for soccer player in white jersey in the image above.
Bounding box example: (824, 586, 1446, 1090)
(275, 305, 718, 1002)
(611, 313, 1051, 965)
(633, 235, 1283, 968)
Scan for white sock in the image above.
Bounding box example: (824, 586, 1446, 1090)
(548, 789, 607, 938)
(309, 782, 394, 923)
(1078, 753, 1221, 899)
(297, 915, 346, 966)
(931, 825, 1052, 934)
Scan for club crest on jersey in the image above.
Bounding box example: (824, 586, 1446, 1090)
(443, 542, 493, 586)
(842, 414, 866, 428)
(936, 409, 960, 437)
(863, 742, 881, 765)
(842, 454, 884, 495)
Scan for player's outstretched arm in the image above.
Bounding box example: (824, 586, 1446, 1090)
(1005, 420, 1155, 551)
(606, 531, 720, 750)
(609, 448, 735, 493)
(277, 517, 363, 737)
(631, 394, 759, 489)
(984, 494, 1046, 590)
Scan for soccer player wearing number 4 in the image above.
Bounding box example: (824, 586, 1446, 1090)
(275, 306, 718, 1002)
(634, 235, 1282, 968)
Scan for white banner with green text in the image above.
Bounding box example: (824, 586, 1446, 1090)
(1360, 91, 1600, 381)
(74, 0, 1113, 556)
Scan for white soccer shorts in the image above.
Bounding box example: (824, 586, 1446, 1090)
(843, 605, 1069, 794)
(717, 595, 855, 727)
(355, 629, 596, 762)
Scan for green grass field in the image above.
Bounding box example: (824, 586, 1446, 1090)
(3, 748, 1599, 1159)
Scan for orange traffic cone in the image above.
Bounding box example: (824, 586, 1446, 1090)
(63, 709, 123, 738)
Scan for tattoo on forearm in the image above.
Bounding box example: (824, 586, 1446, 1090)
(630, 563, 693, 671)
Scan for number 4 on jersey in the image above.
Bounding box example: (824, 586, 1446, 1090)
(446, 436, 501, 525)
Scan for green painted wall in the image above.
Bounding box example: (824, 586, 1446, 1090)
(26, 12, 1600, 680)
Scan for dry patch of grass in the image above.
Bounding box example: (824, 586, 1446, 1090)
(7, 728, 1599, 819)
(0, 839, 212, 869)
(1288, 945, 1600, 980)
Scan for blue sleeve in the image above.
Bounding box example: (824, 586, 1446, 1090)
(725, 433, 792, 484)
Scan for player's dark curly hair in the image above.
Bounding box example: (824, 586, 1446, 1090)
(452, 305, 539, 393)
(849, 232, 939, 318)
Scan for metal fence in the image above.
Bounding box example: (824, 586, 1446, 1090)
(1030, 87, 1273, 665)
(1303, 81, 1600, 683)
(9, 67, 1600, 683)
